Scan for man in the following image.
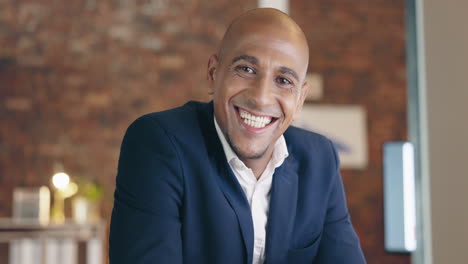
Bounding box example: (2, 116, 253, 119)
(110, 8, 366, 264)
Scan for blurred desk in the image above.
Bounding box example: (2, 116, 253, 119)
(0, 218, 105, 264)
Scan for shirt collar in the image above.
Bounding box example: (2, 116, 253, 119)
(214, 117, 289, 170)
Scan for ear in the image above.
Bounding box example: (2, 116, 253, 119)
(293, 81, 309, 121)
(207, 54, 219, 94)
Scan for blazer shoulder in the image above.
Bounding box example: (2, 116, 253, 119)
(285, 125, 334, 151)
(135, 101, 210, 136)
(284, 125, 338, 167)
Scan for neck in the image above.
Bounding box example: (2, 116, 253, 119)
(241, 149, 274, 180)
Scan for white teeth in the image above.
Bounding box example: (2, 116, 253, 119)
(238, 108, 273, 128)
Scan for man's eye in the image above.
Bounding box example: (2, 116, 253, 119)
(277, 77, 292, 85)
(237, 66, 255, 74)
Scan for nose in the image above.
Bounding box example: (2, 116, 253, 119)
(246, 75, 274, 107)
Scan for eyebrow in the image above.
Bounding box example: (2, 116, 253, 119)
(279, 66, 299, 82)
(231, 55, 258, 65)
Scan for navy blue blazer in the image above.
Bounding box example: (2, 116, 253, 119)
(109, 101, 366, 264)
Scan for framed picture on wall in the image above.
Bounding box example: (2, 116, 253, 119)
(294, 104, 368, 169)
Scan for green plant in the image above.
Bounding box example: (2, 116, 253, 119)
(77, 180, 104, 202)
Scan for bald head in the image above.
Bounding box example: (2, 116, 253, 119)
(217, 8, 309, 66)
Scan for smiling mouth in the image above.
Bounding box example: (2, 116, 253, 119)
(236, 107, 278, 129)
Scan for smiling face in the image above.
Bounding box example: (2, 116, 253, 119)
(208, 10, 309, 165)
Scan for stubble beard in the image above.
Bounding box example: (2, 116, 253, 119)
(226, 132, 268, 160)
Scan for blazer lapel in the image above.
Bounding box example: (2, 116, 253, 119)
(213, 155, 254, 264)
(199, 102, 254, 264)
(264, 156, 299, 264)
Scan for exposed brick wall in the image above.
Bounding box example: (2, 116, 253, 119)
(0, 0, 409, 263)
(291, 1, 410, 263)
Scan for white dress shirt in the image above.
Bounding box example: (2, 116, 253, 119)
(214, 118, 289, 264)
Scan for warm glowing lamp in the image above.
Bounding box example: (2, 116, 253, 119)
(51, 172, 78, 223)
(52, 172, 69, 189)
